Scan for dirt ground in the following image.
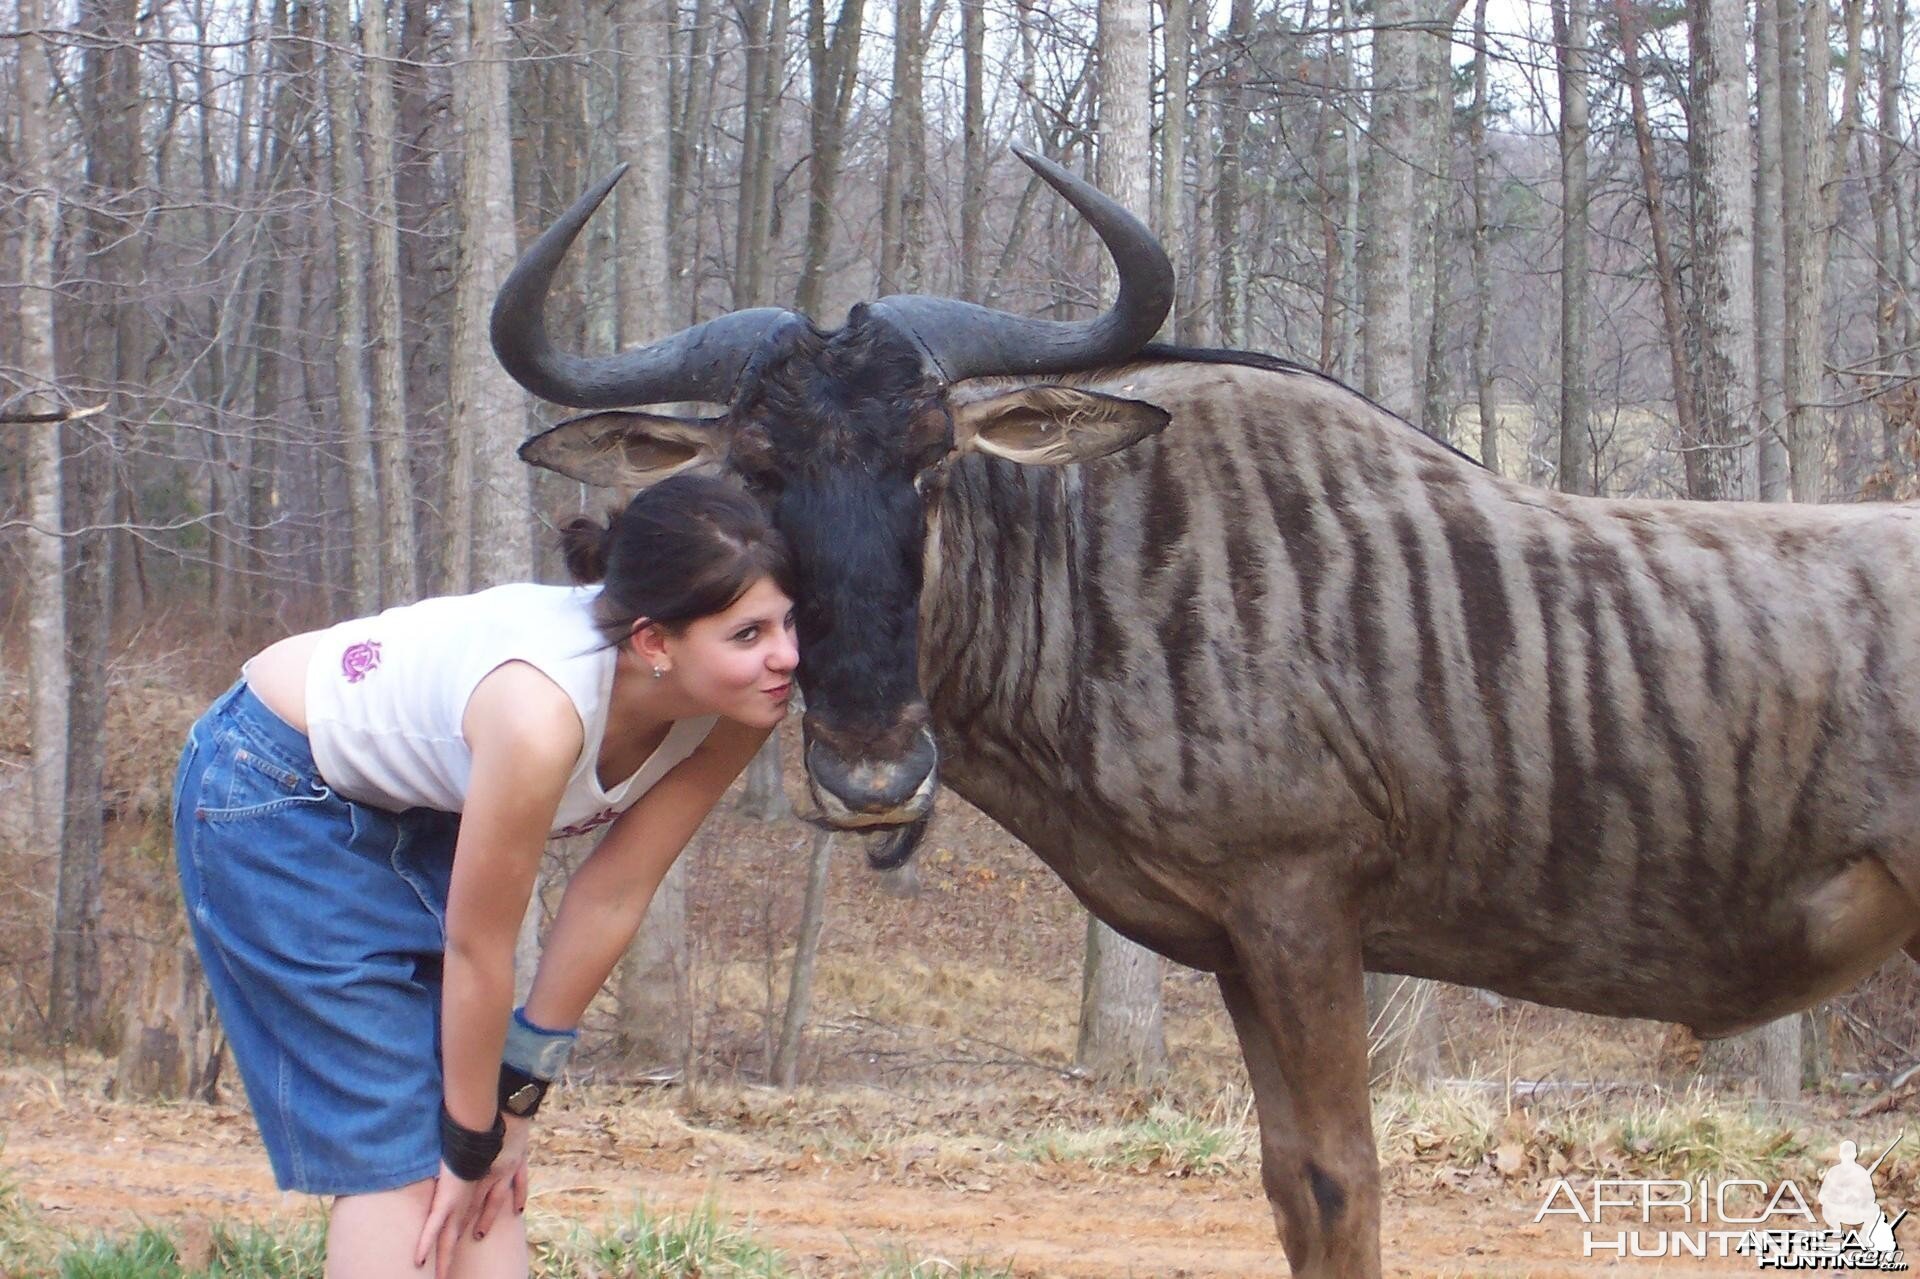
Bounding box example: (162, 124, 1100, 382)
(0, 1064, 1765, 1278)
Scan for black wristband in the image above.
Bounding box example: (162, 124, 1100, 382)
(498, 1062, 552, 1119)
(439, 1102, 505, 1181)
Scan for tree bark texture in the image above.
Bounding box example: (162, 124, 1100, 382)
(1214, 0, 1254, 347)
(612, 0, 693, 1066)
(363, 0, 420, 605)
(326, 0, 382, 613)
(1553, 0, 1593, 496)
(1687, 0, 1757, 503)
(1362, 0, 1418, 422)
(773, 830, 835, 1086)
(19, 0, 70, 899)
(880, 0, 927, 295)
(113, 941, 225, 1103)
(1620, 0, 1701, 495)
(961, 0, 987, 301)
(1780, 0, 1827, 500)
(1754, 0, 1790, 498)
(449, 0, 533, 590)
(794, 0, 864, 317)
(55, 0, 145, 1046)
(1469, 0, 1500, 475)
(1158, 0, 1190, 341)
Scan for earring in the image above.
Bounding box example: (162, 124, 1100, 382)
(651, 665, 664, 680)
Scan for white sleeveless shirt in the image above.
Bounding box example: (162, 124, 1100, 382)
(300, 583, 717, 837)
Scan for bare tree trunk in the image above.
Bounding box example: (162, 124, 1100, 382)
(740, 737, 791, 819)
(55, 0, 145, 1046)
(364, 0, 419, 605)
(671, 0, 718, 309)
(1362, 0, 1417, 421)
(609, 0, 693, 1070)
(1213, 0, 1253, 348)
(615, 849, 693, 1071)
(1780, 0, 1827, 500)
(794, 0, 865, 317)
(1158, 0, 1189, 340)
(1412, 0, 1459, 435)
(1553, 0, 1593, 496)
(326, 0, 381, 612)
(880, 0, 924, 294)
(735, 0, 789, 309)
(193, 0, 251, 631)
(1755, 0, 1789, 498)
(1078, 0, 1169, 1087)
(1468, 0, 1499, 474)
(1702, 1018, 1804, 1101)
(1366, 973, 1439, 1083)
(19, 0, 69, 915)
(772, 830, 835, 1086)
(1689, 0, 1756, 502)
(1620, 0, 1702, 493)
(961, 0, 987, 301)
(1317, 53, 1343, 371)
(113, 941, 224, 1103)
(448, 0, 532, 591)
(1874, 0, 1909, 471)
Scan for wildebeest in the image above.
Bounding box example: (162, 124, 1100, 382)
(491, 149, 1920, 1278)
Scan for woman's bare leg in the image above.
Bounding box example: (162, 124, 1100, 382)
(327, 1180, 528, 1279)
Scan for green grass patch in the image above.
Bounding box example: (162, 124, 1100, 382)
(54, 1228, 185, 1279)
(531, 1199, 787, 1277)
(1014, 1102, 1255, 1177)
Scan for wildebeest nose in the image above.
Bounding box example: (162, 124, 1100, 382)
(805, 728, 938, 826)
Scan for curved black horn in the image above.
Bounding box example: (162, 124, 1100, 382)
(868, 143, 1173, 384)
(491, 165, 802, 409)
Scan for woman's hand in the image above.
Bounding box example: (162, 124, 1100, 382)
(473, 1114, 532, 1239)
(415, 1162, 484, 1279)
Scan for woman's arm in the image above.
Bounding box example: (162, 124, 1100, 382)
(521, 716, 771, 1031)
(442, 663, 582, 1130)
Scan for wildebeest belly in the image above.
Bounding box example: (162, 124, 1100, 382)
(1363, 835, 1920, 1034)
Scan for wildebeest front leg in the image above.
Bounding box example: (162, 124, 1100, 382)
(1219, 913, 1379, 1278)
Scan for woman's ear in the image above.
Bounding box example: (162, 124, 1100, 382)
(629, 618, 672, 675)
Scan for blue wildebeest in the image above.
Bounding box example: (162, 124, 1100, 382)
(491, 150, 1920, 1278)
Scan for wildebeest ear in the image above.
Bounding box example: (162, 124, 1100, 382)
(949, 385, 1170, 466)
(519, 410, 727, 489)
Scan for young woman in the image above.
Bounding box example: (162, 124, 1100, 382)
(172, 474, 799, 1279)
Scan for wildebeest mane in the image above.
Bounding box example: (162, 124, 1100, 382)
(1134, 343, 1488, 469)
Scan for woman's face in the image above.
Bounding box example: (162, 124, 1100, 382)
(657, 575, 799, 728)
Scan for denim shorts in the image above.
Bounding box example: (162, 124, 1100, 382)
(173, 680, 460, 1196)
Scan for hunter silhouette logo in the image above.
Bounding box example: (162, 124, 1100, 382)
(1737, 1132, 1905, 1269)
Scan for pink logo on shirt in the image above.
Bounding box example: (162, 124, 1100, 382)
(341, 640, 382, 683)
(554, 807, 618, 839)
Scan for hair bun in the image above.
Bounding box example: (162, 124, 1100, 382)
(560, 514, 614, 584)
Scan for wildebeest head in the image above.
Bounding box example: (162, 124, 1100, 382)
(492, 147, 1173, 863)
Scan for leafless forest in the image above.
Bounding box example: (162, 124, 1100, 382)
(6, 0, 1920, 1107)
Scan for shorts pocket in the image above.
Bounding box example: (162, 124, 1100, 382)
(171, 732, 203, 830)
(197, 732, 334, 823)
